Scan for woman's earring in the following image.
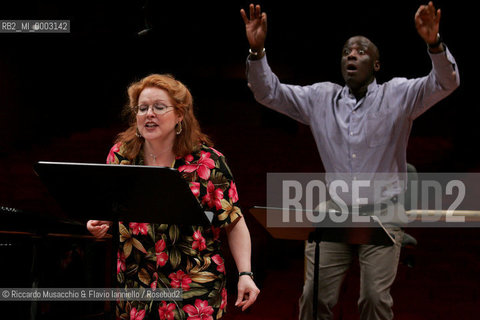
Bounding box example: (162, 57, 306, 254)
(136, 128, 142, 138)
(175, 121, 183, 135)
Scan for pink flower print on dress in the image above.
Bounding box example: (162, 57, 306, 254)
(202, 181, 224, 210)
(117, 251, 126, 274)
(209, 147, 224, 157)
(130, 307, 146, 320)
(158, 301, 176, 320)
(189, 182, 200, 197)
(192, 229, 207, 251)
(168, 270, 192, 291)
(182, 299, 214, 320)
(212, 254, 225, 273)
(129, 222, 149, 236)
(220, 288, 227, 309)
(228, 181, 239, 203)
(106, 143, 120, 164)
(178, 151, 215, 180)
(155, 239, 168, 267)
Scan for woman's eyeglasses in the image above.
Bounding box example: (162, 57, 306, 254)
(135, 103, 174, 115)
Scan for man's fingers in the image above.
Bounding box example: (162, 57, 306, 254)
(242, 4, 264, 23)
(249, 3, 255, 19)
(423, 2, 438, 19)
(255, 5, 261, 19)
(435, 8, 441, 23)
(415, 2, 439, 27)
(244, 3, 263, 21)
(420, 7, 430, 19)
(240, 9, 249, 24)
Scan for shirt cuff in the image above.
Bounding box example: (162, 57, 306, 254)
(428, 45, 456, 69)
(246, 53, 269, 88)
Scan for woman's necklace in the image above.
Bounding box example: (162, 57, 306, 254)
(147, 150, 175, 167)
(149, 153, 158, 163)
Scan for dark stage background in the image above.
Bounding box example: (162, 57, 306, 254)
(1, 0, 479, 319)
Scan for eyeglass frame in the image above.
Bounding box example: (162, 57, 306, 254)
(134, 103, 175, 115)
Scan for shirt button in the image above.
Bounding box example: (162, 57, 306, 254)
(352, 154, 357, 158)
(352, 110, 356, 114)
(350, 132, 354, 136)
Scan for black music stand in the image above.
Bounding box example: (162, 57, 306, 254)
(34, 161, 210, 319)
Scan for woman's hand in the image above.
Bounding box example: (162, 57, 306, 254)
(235, 275, 260, 311)
(86, 220, 112, 238)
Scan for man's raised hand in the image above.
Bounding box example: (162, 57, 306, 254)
(240, 4, 267, 53)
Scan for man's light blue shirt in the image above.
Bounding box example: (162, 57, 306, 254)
(247, 48, 460, 204)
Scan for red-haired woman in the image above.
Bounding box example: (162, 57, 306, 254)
(87, 74, 259, 319)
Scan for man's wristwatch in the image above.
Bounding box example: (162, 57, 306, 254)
(248, 48, 265, 60)
(239, 271, 254, 280)
(427, 33, 442, 49)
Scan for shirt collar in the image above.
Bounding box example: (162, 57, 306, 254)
(342, 78, 378, 99)
(366, 79, 378, 95)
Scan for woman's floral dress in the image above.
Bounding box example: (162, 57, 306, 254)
(107, 143, 242, 320)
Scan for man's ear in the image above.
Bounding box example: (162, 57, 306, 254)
(374, 60, 381, 72)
